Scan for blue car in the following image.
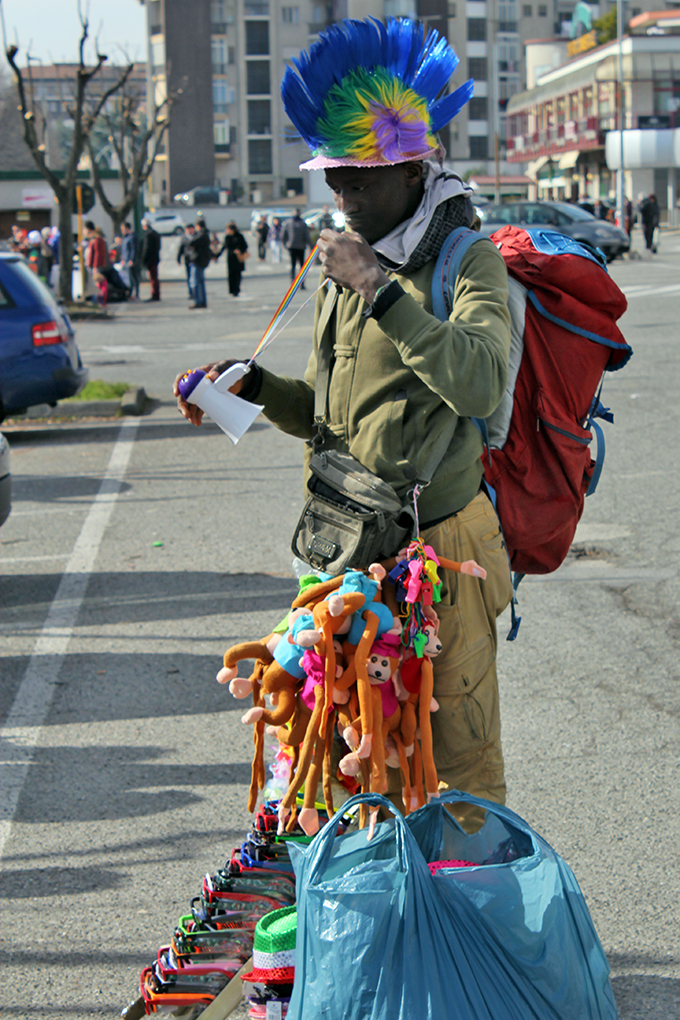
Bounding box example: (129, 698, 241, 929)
(0, 254, 88, 420)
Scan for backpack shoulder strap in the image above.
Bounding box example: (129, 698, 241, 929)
(431, 226, 486, 320)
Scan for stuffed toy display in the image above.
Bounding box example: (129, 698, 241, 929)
(218, 543, 487, 835)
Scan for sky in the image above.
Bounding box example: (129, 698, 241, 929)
(0, 0, 147, 66)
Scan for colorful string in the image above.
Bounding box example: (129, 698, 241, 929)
(248, 245, 320, 365)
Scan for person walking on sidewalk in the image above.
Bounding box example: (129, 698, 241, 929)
(256, 216, 270, 261)
(121, 222, 140, 299)
(187, 219, 213, 308)
(638, 192, 660, 254)
(216, 222, 249, 297)
(140, 218, 162, 301)
(269, 216, 283, 263)
(282, 209, 311, 287)
(177, 223, 196, 299)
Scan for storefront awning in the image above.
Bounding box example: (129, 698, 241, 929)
(558, 150, 580, 169)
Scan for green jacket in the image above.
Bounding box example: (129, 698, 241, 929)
(256, 238, 511, 524)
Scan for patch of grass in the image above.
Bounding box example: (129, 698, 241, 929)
(66, 380, 130, 401)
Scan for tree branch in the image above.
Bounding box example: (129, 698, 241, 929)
(5, 45, 63, 195)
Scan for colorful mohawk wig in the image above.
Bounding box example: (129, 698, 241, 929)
(281, 17, 473, 169)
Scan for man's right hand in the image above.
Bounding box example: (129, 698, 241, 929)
(174, 359, 248, 426)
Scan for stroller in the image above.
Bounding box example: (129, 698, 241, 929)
(101, 264, 130, 302)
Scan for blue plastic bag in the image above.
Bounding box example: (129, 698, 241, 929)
(287, 791, 619, 1020)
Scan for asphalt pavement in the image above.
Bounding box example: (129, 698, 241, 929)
(1, 230, 679, 1019)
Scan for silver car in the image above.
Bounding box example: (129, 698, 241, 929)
(0, 431, 10, 527)
(478, 200, 630, 262)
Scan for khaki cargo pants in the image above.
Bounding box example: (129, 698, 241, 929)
(387, 491, 513, 832)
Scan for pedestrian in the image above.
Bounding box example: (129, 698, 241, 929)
(281, 208, 312, 287)
(624, 198, 633, 237)
(93, 269, 108, 308)
(269, 216, 283, 263)
(638, 192, 660, 254)
(318, 204, 335, 231)
(187, 218, 213, 309)
(26, 230, 42, 274)
(84, 222, 108, 274)
(120, 222, 140, 299)
(37, 227, 54, 284)
(177, 224, 196, 299)
(175, 17, 512, 833)
(140, 217, 162, 301)
(215, 221, 248, 297)
(256, 215, 269, 261)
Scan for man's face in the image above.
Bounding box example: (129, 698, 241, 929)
(324, 163, 424, 245)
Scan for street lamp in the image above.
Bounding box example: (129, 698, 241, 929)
(615, 0, 625, 231)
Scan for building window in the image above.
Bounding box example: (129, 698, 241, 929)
(469, 137, 487, 159)
(248, 99, 271, 134)
(282, 5, 299, 22)
(248, 138, 272, 174)
(312, 2, 329, 24)
(384, 0, 417, 16)
(246, 20, 269, 55)
(211, 0, 226, 20)
(151, 38, 165, 72)
(467, 18, 486, 40)
(498, 0, 517, 31)
(247, 60, 270, 94)
(449, 2, 457, 15)
(538, 3, 547, 13)
(212, 38, 227, 73)
(215, 120, 229, 145)
(469, 96, 488, 118)
(213, 79, 235, 112)
(245, 0, 269, 12)
(522, 3, 532, 15)
(497, 38, 517, 72)
(468, 57, 487, 79)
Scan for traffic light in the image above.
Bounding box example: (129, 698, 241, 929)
(73, 183, 96, 214)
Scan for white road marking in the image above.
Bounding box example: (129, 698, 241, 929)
(0, 554, 70, 563)
(622, 283, 680, 298)
(0, 418, 138, 859)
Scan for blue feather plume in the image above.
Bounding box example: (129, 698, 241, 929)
(281, 17, 471, 153)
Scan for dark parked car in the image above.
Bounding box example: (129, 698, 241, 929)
(174, 187, 227, 206)
(0, 430, 10, 527)
(478, 200, 630, 261)
(0, 254, 88, 421)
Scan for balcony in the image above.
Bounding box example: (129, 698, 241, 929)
(507, 116, 605, 161)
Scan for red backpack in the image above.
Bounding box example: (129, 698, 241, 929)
(432, 225, 632, 636)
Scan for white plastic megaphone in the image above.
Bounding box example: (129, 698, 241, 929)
(177, 363, 263, 444)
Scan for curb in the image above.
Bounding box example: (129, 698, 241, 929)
(6, 387, 149, 423)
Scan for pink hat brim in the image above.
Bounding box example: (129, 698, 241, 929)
(300, 147, 439, 171)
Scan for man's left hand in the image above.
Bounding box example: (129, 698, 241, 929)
(317, 229, 390, 303)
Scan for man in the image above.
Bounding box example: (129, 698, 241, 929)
(120, 222, 139, 299)
(84, 221, 108, 273)
(177, 223, 196, 299)
(638, 192, 660, 254)
(186, 218, 213, 309)
(256, 215, 270, 261)
(318, 204, 335, 231)
(281, 208, 312, 287)
(175, 18, 512, 832)
(140, 217, 162, 301)
(215, 221, 248, 297)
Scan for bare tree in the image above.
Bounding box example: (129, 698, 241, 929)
(5, 10, 133, 300)
(86, 79, 180, 238)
